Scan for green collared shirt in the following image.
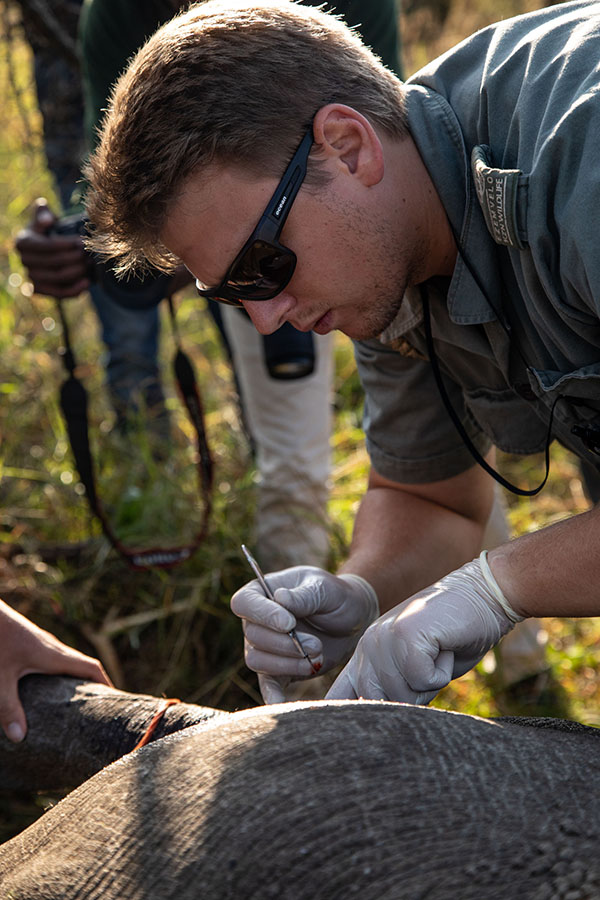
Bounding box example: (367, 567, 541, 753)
(356, 0, 600, 484)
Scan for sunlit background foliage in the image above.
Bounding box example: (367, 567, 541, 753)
(1, 0, 599, 838)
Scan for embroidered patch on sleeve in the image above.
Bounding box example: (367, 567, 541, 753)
(471, 145, 525, 250)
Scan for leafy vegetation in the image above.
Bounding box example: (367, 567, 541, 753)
(1, 0, 599, 840)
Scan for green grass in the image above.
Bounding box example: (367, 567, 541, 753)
(1, 0, 600, 841)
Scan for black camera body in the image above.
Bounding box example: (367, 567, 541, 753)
(52, 213, 170, 309)
(262, 322, 314, 379)
(50, 212, 88, 236)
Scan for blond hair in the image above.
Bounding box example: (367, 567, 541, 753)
(84, 0, 407, 273)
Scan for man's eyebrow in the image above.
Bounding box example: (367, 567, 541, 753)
(186, 263, 220, 286)
(204, 248, 238, 284)
(178, 236, 232, 284)
(205, 230, 253, 284)
(195, 253, 236, 286)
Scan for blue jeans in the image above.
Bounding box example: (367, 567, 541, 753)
(89, 282, 164, 422)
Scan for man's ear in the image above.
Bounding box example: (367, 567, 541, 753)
(312, 104, 384, 187)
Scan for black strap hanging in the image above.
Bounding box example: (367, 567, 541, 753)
(56, 297, 213, 569)
(420, 286, 559, 497)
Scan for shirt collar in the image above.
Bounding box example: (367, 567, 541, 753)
(380, 83, 501, 343)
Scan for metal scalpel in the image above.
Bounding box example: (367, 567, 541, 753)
(241, 544, 317, 673)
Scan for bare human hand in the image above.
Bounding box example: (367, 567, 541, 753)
(15, 198, 92, 298)
(0, 599, 112, 743)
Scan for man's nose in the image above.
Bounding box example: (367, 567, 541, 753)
(242, 294, 294, 334)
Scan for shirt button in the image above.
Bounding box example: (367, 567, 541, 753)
(513, 382, 536, 401)
(572, 423, 600, 454)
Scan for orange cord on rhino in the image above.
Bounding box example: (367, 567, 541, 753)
(132, 698, 182, 751)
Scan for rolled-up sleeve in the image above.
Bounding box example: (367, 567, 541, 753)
(354, 337, 492, 484)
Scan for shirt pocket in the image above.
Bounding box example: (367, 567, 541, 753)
(529, 366, 600, 458)
(462, 384, 549, 455)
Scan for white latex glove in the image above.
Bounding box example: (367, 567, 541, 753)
(326, 552, 523, 704)
(230, 566, 379, 704)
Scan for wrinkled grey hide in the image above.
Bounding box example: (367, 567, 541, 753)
(0, 675, 221, 791)
(1, 676, 600, 899)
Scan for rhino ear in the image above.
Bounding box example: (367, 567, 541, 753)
(0, 675, 219, 792)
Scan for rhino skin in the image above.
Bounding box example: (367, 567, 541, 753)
(1, 675, 599, 899)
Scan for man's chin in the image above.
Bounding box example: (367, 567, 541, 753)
(340, 324, 382, 341)
(341, 308, 401, 342)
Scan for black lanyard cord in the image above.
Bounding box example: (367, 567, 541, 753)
(420, 286, 559, 497)
(55, 297, 213, 569)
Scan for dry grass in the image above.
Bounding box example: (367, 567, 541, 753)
(1, 0, 599, 841)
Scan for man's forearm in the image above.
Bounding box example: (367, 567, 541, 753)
(488, 504, 600, 619)
(338, 483, 488, 613)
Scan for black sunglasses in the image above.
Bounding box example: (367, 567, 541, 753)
(195, 127, 314, 307)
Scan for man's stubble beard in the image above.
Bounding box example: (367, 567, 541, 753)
(341, 286, 404, 341)
(320, 185, 426, 342)
(342, 229, 424, 342)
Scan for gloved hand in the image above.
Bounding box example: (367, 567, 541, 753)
(230, 566, 379, 704)
(15, 198, 91, 298)
(326, 552, 523, 704)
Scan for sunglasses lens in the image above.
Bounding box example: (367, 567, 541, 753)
(214, 296, 244, 307)
(229, 240, 295, 298)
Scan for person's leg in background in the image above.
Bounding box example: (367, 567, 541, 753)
(220, 307, 333, 571)
(17, 0, 85, 212)
(17, 0, 168, 434)
(88, 282, 166, 433)
(579, 457, 600, 505)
